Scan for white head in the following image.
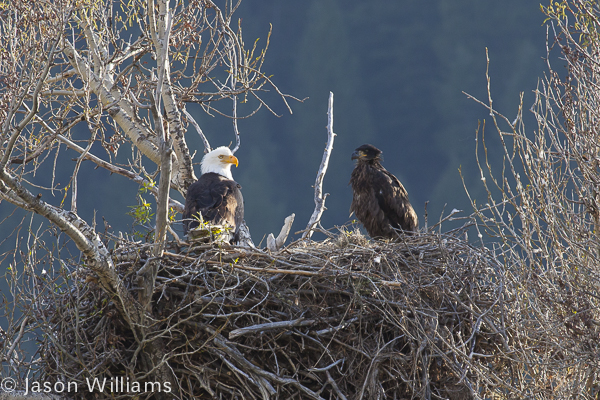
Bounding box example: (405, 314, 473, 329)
(200, 146, 238, 180)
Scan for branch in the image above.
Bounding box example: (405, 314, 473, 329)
(154, 6, 172, 114)
(326, 370, 348, 400)
(63, 43, 162, 166)
(5, 317, 28, 370)
(71, 120, 97, 214)
(34, 117, 184, 212)
(199, 322, 325, 400)
(229, 29, 241, 154)
(151, 4, 174, 259)
(303, 92, 335, 239)
(135, 3, 175, 312)
(56, 134, 183, 211)
(183, 108, 211, 153)
(150, 0, 196, 190)
(267, 213, 295, 251)
(152, 143, 172, 259)
(206, 260, 320, 277)
(229, 317, 316, 339)
(1, 38, 58, 168)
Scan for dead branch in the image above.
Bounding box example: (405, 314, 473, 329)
(229, 317, 318, 339)
(182, 108, 211, 154)
(303, 92, 335, 239)
(267, 213, 295, 251)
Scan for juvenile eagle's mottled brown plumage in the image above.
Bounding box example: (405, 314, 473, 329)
(183, 147, 244, 243)
(350, 144, 418, 238)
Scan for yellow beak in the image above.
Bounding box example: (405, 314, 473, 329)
(224, 155, 239, 167)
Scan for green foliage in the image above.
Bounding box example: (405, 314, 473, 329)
(127, 194, 154, 225)
(541, 1, 599, 46)
(127, 179, 156, 239)
(541, 1, 568, 21)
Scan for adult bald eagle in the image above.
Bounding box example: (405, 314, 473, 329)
(350, 144, 418, 238)
(183, 146, 244, 243)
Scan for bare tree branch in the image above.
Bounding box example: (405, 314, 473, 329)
(1, 38, 58, 168)
(183, 108, 212, 154)
(70, 120, 97, 214)
(304, 92, 335, 239)
(52, 124, 185, 212)
(62, 42, 163, 166)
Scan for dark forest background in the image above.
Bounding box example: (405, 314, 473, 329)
(0, 1, 548, 246)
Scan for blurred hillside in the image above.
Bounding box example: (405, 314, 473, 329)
(0, 0, 547, 244)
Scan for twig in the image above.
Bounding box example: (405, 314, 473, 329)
(199, 322, 326, 400)
(6, 317, 28, 372)
(357, 336, 402, 400)
(326, 370, 348, 400)
(205, 260, 322, 277)
(314, 317, 358, 336)
(303, 92, 335, 239)
(229, 317, 315, 339)
(229, 34, 241, 154)
(308, 358, 344, 372)
(71, 120, 97, 214)
(183, 108, 211, 153)
(1, 38, 58, 168)
(37, 122, 184, 212)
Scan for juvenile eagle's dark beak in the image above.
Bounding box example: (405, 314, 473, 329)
(351, 150, 362, 160)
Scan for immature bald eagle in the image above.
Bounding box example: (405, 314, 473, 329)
(183, 146, 244, 243)
(350, 144, 418, 238)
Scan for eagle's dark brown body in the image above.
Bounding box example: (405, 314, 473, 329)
(183, 172, 244, 242)
(350, 144, 418, 238)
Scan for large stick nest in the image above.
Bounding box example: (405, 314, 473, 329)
(40, 229, 516, 399)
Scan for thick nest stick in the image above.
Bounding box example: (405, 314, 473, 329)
(39, 229, 521, 399)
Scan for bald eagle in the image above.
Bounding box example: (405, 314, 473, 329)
(183, 146, 244, 243)
(349, 144, 418, 238)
